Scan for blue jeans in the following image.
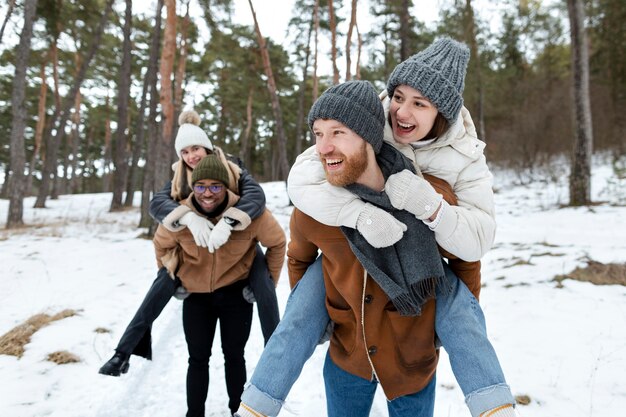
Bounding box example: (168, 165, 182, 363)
(242, 257, 328, 416)
(324, 351, 436, 417)
(242, 258, 514, 417)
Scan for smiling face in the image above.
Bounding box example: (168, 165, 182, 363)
(192, 179, 226, 212)
(389, 84, 439, 144)
(181, 145, 210, 169)
(313, 119, 369, 187)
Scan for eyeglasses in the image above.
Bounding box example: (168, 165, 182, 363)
(193, 184, 224, 194)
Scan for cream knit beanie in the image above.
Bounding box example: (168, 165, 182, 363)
(174, 110, 214, 157)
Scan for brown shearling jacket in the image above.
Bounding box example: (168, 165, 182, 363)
(154, 191, 286, 293)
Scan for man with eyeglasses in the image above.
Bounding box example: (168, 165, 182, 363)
(152, 154, 287, 417)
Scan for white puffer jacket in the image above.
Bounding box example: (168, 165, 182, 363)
(288, 98, 495, 262)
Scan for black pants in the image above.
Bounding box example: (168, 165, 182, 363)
(248, 245, 280, 344)
(183, 281, 253, 417)
(114, 245, 279, 358)
(116, 267, 178, 359)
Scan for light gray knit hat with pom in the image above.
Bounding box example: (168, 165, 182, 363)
(386, 37, 470, 124)
(174, 110, 214, 157)
(308, 80, 385, 154)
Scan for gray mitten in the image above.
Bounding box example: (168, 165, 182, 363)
(174, 285, 190, 300)
(355, 203, 407, 248)
(242, 285, 256, 303)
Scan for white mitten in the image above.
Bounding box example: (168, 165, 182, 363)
(179, 212, 214, 247)
(385, 169, 443, 220)
(207, 218, 233, 253)
(356, 203, 407, 248)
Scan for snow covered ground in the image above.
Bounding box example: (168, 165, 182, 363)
(1, 162, 625, 417)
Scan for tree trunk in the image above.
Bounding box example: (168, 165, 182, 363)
(328, 0, 339, 84)
(295, 12, 314, 157)
(248, 0, 291, 180)
(173, 1, 190, 117)
(7, 0, 38, 229)
(465, 0, 485, 140)
(26, 57, 49, 195)
(345, 0, 357, 81)
(110, 0, 134, 211)
(34, 0, 115, 208)
(139, 0, 164, 229)
(0, 165, 10, 198)
(156, 0, 177, 191)
(102, 94, 113, 192)
(312, 0, 319, 103)
(239, 86, 254, 167)
(69, 89, 82, 193)
(399, 0, 410, 61)
(0, 0, 16, 46)
(567, 0, 593, 206)
(355, 22, 362, 80)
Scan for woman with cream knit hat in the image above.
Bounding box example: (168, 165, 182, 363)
(99, 110, 280, 377)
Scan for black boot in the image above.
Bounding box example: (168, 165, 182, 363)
(98, 352, 130, 376)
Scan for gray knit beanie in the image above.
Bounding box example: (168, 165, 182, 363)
(387, 37, 470, 124)
(308, 80, 385, 154)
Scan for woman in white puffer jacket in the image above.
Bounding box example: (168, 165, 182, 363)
(289, 95, 495, 261)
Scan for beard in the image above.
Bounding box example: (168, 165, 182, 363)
(322, 142, 368, 187)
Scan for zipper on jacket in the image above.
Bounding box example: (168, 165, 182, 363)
(360, 268, 379, 383)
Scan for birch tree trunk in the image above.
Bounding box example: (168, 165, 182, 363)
(7, 0, 38, 228)
(567, 0, 593, 206)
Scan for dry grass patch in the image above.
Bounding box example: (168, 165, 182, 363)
(0, 309, 78, 358)
(554, 260, 626, 287)
(47, 350, 81, 364)
(94, 327, 111, 334)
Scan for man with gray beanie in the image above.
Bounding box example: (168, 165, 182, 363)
(236, 80, 517, 417)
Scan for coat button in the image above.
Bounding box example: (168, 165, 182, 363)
(364, 294, 373, 304)
(424, 205, 431, 211)
(368, 345, 377, 355)
(366, 219, 372, 225)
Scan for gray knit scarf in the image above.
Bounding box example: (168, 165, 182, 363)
(341, 142, 448, 316)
